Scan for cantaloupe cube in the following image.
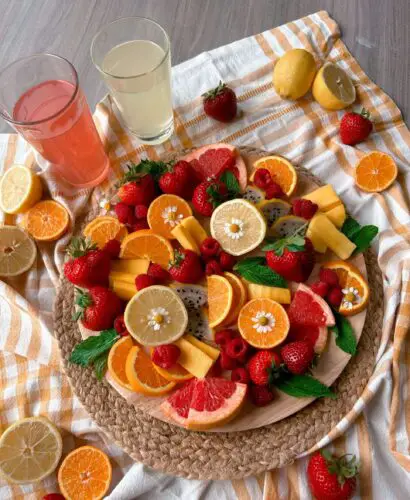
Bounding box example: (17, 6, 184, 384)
(185, 334, 219, 360)
(308, 214, 356, 260)
(324, 204, 346, 228)
(303, 185, 341, 211)
(246, 283, 291, 304)
(173, 337, 214, 377)
(171, 225, 200, 254)
(112, 280, 137, 301)
(306, 225, 327, 253)
(180, 216, 208, 245)
(111, 258, 149, 274)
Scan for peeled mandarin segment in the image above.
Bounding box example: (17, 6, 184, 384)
(147, 194, 192, 239)
(0, 226, 37, 277)
(180, 215, 209, 245)
(207, 275, 234, 328)
(238, 298, 290, 348)
(25, 200, 69, 241)
(220, 272, 248, 326)
(355, 152, 398, 192)
(252, 156, 297, 196)
(108, 336, 134, 390)
(58, 445, 112, 500)
(120, 230, 174, 269)
(312, 63, 355, 110)
(0, 164, 43, 214)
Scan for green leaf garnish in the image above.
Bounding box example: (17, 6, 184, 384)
(69, 329, 118, 367)
(341, 216, 378, 255)
(94, 352, 109, 381)
(234, 257, 287, 288)
(275, 374, 336, 398)
(330, 310, 357, 355)
(119, 159, 169, 185)
(263, 234, 306, 255)
(219, 170, 240, 195)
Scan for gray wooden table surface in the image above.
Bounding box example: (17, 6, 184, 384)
(0, 0, 408, 132)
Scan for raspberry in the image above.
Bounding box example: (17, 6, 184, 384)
(205, 259, 222, 276)
(249, 384, 274, 407)
(225, 337, 250, 361)
(152, 344, 181, 369)
(135, 274, 157, 291)
(200, 237, 221, 259)
(103, 238, 121, 259)
(292, 199, 318, 220)
(265, 181, 284, 199)
(292, 198, 304, 216)
(319, 268, 339, 286)
(134, 204, 148, 220)
(214, 329, 236, 348)
(131, 219, 149, 232)
(114, 314, 129, 337)
(219, 350, 237, 370)
(231, 367, 250, 384)
(253, 168, 273, 189)
(310, 281, 329, 298)
(219, 251, 236, 271)
(148, 263, 170, 283)
(115, 202, 133, 224)
(327, 286, 344, 308)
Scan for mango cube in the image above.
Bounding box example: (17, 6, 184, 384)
(308, 214, 356, 260)
(171, 225, 200, 254)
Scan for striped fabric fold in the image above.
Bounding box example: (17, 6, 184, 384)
(1, 10, 409, 499)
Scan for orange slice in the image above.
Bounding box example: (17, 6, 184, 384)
(207, 274, 233, 328)
(251, 156, 297, 196)
(120, 229, 174, 269)
(83, 215, 120, 237)
(84, 217, 127, 248)
(151, 349, 193, 382)
(238, 298, 290, 348)
(108, 336, 135, 390)
(125, 345, 176, 395)
(58, 445, 112, 500)
(25, 200, 69, 241)
(354, 152, 397, 192)
(220, 272, 248, 327)
(147, 194, 192, 239)
(322, 260, 369, 316)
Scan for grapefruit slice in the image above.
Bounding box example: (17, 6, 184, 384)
(161, 377, 247, 430)
(287, 324, 328, 354)
(288, 284, 335, 327)
(181, 143, 248, 191)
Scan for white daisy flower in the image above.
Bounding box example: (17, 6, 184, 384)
(147, 307, 171, 331)
(341, 287, 362, 309)
(252, 311, 276, 334)
(162, 206, 184, 227)
(98, 198, 111, 215)
(224, 218, 244, 240)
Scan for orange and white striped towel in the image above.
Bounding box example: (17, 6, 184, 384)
(1, 10, 410, 499)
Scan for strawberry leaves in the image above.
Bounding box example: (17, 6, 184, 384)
(219, 170, 240, 195)
(275, 374, 336, 399)
(119, 159, 169, 186)
(341, 216, 378, 255)
(234, 257, 287, 288)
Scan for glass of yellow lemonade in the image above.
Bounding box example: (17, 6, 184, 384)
(91, 17, 174, 144)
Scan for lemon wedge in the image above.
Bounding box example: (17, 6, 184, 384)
(312, 62, 356, 110)
(0, 164, 43, 214)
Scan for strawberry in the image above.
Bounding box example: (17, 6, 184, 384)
(231, 367, 250, 384)
(191, 179, 227, 217)
(307, 451, 359, 500)
(280, 340, 314, 375)
(43, 495, 65, 500)
(225, 337, 250, 361)
(169, 249, 204, 283)
(292, 199, 318, 220)
(310, 281, 329, 298)
(219, 251, 236, 271)
(103, 239, 121, 259)
(340, 108, 372, 146)
(74, 286, 123, 331)
(200, 237, 221, 260)
(202, 81, 237, 122)
(64, 238, 111, 288)
(219, 350, 237, 370)
(265, 235, 315, 282)
(134, 204, 148, 220)
(253, 168, 273, 189)
(147, 263, 170, 283)
(115, 202, 134, 224)
(247, 350, 282, 386)
(158, 160, 196, 199)
(117, 163, 157, 206)
(327, 286, 344, 308)
(265, 182, 285, 199)
(214, 329, 236, 348)
(135, 274, 157, 291)
(114, 314, 129, 337)
(319, 267, 339, 286)
(205, 259, 222, 276)
(249, 384, 275, 407)
(152, 344, 181, 369)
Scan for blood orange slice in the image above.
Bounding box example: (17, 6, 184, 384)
(288, 283, 335, 327)
(161, 377, 247, 430)
(287, 324, 328, 354)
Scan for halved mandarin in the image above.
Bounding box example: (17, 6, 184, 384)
(108, 336, 135, 390)
(207, 274, 234, 328)
(251, 156, 298, 196)
(83, 215, 120, 237)
(321, 260, 369, 316)
(147, 194, 192, 239)
(125, 345, 176, 395)
(25, 200, 70, 241)
(238, 298, 290, 348)
(85, 217, 127, 248)
(354, 151, 397, 192)
(120, 229, 174, 269)
(220, 272, 248, 327)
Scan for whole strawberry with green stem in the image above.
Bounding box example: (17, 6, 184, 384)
(64, 237, 111, 288)
(340, 108, 372, 146)
(307, 450, 359, 500)
(158, 160, 197, 199)
(202, 81, 237, 122)
(168, 249, 204, 283)
(117, 161, 161, 206)
(280, 340, 314, 375)
(247, 350, 283, 386)
(74, 286, 123, 331)
(192, 178, 228, 217)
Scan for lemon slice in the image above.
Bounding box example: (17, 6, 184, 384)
(312, 62, 356, 110)
(124, 285, 188, 346)
(210, 199, 266, 256)
(0, 165, 43, 214)
(0, 416, 62, 484)
(0, 225, 37, 277)
(257, 199, 291, 226)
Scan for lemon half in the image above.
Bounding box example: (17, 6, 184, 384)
(312, 62, 356, 110)
(0, 225, 37, 277)
(0, 164, 43, 214)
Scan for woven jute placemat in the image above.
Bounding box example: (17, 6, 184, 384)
(54, 147, 384, 480)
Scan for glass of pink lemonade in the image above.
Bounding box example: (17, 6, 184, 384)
(0, 54, 109, 188)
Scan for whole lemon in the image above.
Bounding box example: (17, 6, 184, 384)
(273, 48, 317, 100)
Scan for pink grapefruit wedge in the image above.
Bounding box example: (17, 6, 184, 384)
(288, 284, 335, 328)
(287, 324, 328, 354)
(161, 377, 247, 430)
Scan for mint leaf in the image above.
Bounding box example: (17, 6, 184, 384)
(276, 374, 336, 398)
(234, 257, 287, 288)
(262, 234, 306, 255)
(330, 311, 357, 355)
(94, 352, 108, 381)
(70, 329, 118, 366)
(220, 170, 240, 195)
(341, 217, 361, 239)
(341, 216, 378, 255)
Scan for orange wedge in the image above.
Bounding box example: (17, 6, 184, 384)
(108, 336, 135, 390)
(321, 260, 369, 316)
(125, 345, 176, 395)
(354, 152, 397, 192)
(220, 272, 248, 327)
(84, 217, 127, 248)
(25, 200, 69, 241)
(58, 445, 112, 500)
(120, 229, 174, 269)
(147, 194, 192, 239)
(151, 349, 193, 382)
(238, 298, 290, 348)
(207, 274, 233, 328)
(251, 156, 297, 196)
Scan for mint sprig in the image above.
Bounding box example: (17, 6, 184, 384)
(70, 329, 118, 367)
(330, 310, 357, 355)
(118, 159, 169, 186)
(234, 257, 287, 288)
(275, 374, 336, 398)
(219, 170, 240, 195)
(94, 352, 109, 381)
(341, 216, 378, 255)
(263, 234, 306, 255)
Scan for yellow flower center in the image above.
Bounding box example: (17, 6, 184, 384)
(344, 292, 356, 303)
(230, 223, 240, 233)
(168, 211, 177, 221)
(154, 314, 164, 324)
(258, 316, 269, 326)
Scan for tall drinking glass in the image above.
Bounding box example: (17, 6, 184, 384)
(0, 54, 109, 188)
(91, 17, 174, 145)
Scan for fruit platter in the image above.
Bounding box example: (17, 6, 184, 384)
(56, 142, 379, 434)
